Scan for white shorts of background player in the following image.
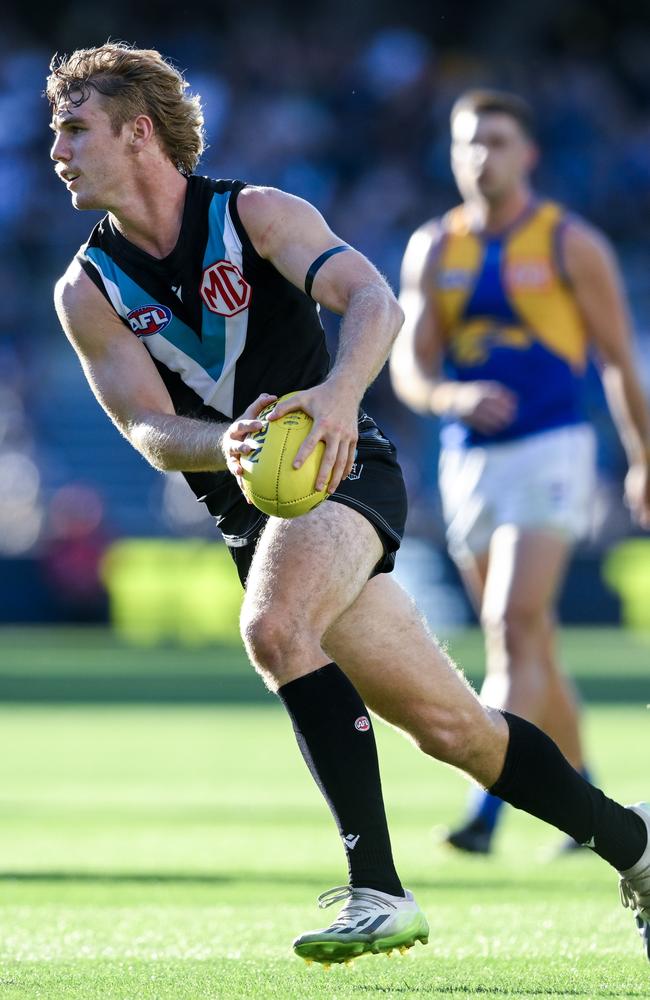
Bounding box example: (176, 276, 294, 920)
(439, 423, 597, 563)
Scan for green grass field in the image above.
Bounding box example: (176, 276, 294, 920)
(1, 625, 649, 702)
(0, 628, 648, 998)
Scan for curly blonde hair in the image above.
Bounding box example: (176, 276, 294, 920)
(46, 42, 205, 176)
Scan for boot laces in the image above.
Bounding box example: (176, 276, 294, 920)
(620, 873, 650, 914)
(316, 885, 397, 929)
(620, 878, 636, 911)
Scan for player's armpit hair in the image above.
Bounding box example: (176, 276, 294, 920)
(305, 245, 352, 298)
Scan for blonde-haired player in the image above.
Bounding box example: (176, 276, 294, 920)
(50, 49, 650, 964)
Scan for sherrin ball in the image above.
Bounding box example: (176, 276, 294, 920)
(240, 393, 330, 518)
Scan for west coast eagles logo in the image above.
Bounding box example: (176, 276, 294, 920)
(201, 260, 251, 317)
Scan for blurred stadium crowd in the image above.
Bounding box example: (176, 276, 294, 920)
(1, 2, 650, 609)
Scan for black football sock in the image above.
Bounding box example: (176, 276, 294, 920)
(490, 711, 647, 871)
(278, 662, 403, 896)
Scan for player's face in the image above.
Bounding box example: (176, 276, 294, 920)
(450, 110, 537, 203)
(50, 90, 132, 211)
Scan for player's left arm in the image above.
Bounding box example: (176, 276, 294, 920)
(564, 221, 650, 527)
(236, 186, 404, 493)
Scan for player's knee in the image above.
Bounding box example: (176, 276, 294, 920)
(482, 603, 545, 659)
(240, 604, 317, 680)
(240, 607, 288, 675)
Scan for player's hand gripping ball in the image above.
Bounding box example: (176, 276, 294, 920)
(240, 393, 330, 518)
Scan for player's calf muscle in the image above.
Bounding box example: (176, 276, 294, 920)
(322, 573, 507, 780)
(377, 683, 504, 783)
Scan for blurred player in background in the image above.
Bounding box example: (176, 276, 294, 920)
(49, 49, 650, 966)
(391, 89, 650, 854)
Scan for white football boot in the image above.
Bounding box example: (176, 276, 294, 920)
(618, 803, 650, 961)
(293, 885, 429, 966)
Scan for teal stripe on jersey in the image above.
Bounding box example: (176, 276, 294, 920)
(200, 192, 230, 365)
(85, 246, 226, 382)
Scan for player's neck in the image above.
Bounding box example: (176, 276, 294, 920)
(108, 167, 188, 259)
(467, 187, 532, 235)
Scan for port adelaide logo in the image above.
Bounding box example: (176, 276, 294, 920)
(127, 304, 173, 337)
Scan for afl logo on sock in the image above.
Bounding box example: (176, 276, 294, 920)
(354, 716, 370, 732)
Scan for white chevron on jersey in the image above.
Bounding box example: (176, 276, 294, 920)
(81, 252, 228, 411)
(211, 200, 249, 417)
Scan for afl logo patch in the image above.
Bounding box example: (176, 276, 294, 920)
(127, 304, 172, 337)
(201, 260, 251, 317)
(354, 716, 370, 732)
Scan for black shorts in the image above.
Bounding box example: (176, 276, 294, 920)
(217, 414, 408, 588)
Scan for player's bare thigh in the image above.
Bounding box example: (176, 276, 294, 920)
(323, 573, 508, 786)
(240, 499, 384, 687)
(482, 525, 571, 628)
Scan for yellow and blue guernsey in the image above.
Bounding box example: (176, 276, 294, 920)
(434, 199, 588, 448)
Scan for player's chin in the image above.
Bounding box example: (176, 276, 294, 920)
(71, 190, 100, 211)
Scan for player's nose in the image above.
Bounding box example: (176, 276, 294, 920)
(50, 133, 69, 162)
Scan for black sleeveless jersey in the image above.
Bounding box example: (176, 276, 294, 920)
(76, 175, 331, 519)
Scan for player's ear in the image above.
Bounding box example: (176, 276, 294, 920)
(525, 140, 540, 173)
(130, 114, 155, 151)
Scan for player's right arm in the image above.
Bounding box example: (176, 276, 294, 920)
(563, 222, 650, 527)
(390, 223, 516, 434)
(54, 262, 272, 475)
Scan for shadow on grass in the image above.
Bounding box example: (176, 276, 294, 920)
(0, 674, 647, 703)
(0, 871, 591, 894)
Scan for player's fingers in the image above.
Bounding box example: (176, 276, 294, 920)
(484, 388, 517, 415)
(240, 417, 266, 431)
(267, 394, 305, 421)
(293, 427, 322, 469)
(243, 393, 277, 419)
(489, 394, 516, 415)
(472, 412, 504, 433)
(231, 418, 265, 439)
(327, 441, 350, 494)
(476, 400, 514, 430)
(235, 471, 252, 502)
(314, 437, 339, 493)
(235, 439, 259, 456)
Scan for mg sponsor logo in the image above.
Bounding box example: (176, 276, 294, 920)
(127, 304, 172, 337)
(354, 716, 370, 732)
(201, 260, 251, 316)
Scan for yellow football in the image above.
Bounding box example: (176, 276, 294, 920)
(240, 393, 330, 518)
